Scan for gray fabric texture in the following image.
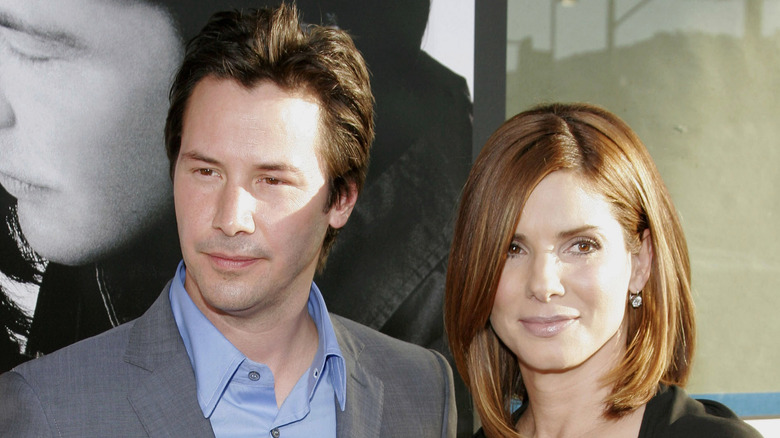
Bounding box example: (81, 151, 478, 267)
(0, 283, 456, 437)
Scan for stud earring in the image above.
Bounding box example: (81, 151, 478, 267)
(629, 290, 643, 309)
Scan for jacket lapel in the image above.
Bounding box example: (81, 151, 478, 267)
(333, 317, 383, 438)
(123, 284, 216, 438)
(119, 289, 384, 437)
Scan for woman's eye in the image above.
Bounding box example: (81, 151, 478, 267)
(572, 239, 599, 254)
(507, 242, 523, 257)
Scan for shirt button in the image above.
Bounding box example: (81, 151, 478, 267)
(270, 428, 280, 438)
(313, 368, 319, 379)
(248, 371, 260, 381)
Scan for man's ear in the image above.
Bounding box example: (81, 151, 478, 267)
(328, 181, 358, 230)
(630, 229, 654, 292)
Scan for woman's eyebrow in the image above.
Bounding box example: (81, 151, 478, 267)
(512, 225, 599, 242)
(557, 225, 598, 240)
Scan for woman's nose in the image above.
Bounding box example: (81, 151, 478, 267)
(527, 253, 565, 302)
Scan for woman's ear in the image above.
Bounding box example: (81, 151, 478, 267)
(630, 229, 653, 292)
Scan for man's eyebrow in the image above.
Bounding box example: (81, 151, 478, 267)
(0, 11, 85, 49)
(252, 162, 303, 174)
(180, 151, 303, 174)
(180, 151, 220, 165)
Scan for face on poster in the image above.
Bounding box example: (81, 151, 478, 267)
(0, 0, 181, 265)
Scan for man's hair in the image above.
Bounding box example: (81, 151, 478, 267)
(164, 3, 374, 270)
(445, 103, 695, 437)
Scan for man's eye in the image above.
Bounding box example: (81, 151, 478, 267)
(197, 168, 216, 177)
(261, 177, 281, 185)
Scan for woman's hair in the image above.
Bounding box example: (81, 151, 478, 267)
(445, 103, 695, 436)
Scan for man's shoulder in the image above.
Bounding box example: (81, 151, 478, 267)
(9, 319, 136, 387)
(0, 286, 200, 437)
(330, 313, 450, 376)
(0, 320, 141, 436)
(7, 285, 173, 394)
(331, 314, 438, 354)
(329, 314, 457, 436)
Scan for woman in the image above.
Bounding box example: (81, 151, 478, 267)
(445, 103, 761, 437)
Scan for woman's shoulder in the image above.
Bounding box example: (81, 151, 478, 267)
(640, 384, 762, 438)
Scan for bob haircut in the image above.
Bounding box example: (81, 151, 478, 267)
(445, 103, 695, 436)
(164, 3, 374, 271)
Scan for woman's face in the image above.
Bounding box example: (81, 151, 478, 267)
(490, 171, 651, 373)
(0, 0, 183, 265)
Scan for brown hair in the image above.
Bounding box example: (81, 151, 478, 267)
(164, 3, 374, 270)
(445, 103, 695, 436)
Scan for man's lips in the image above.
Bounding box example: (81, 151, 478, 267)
(206, 253, 261, 270)
(520, 315, 577, 338)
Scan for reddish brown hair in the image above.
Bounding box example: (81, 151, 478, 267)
(445, 103, 695, 436)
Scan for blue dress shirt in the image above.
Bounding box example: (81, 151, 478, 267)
(169, 262, 346, 438)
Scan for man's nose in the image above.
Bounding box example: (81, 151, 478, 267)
(212, 185, 256, 236)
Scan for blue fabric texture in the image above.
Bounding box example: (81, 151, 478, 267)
(170, 261, 345, 437)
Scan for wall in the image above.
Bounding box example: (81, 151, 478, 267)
(506, 0, 779, 421)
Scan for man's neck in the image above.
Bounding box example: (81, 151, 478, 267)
(195, 286, 320, 408)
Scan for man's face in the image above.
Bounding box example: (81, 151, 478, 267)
(0, 0, 182, 264)
(174, 77, 354, 321)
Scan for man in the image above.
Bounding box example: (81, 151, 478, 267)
(0, 5, 456, 437)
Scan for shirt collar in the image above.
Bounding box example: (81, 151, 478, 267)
(307, 281, 347, 411)
(169, 261, 346, 417)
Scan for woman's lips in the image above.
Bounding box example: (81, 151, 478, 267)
(520, 316, 577, 338)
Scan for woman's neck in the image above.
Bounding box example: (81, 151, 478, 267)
(516, 334, 645, 438)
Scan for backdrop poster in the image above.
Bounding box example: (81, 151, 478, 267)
(0, 1, 476, 434)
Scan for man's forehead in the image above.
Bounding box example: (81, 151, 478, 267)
(185, 77, 321, 115)
(180, 77, 327, 169)
(185, 77, 322, 134)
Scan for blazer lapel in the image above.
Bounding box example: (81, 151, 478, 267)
(333, 317, 383, 438)
(123, 285, 216, 438)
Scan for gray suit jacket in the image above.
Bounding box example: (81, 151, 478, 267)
(0, 285, 456, 437)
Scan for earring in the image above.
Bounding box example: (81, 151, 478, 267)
(629, 290, 643, 309)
